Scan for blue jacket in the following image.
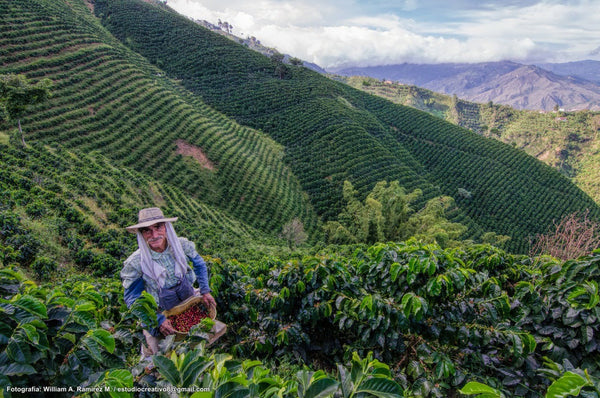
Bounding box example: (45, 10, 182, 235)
(123, 253, 210, 336)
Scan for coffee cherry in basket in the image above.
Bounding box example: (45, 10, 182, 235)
(169, 305, 209, 333)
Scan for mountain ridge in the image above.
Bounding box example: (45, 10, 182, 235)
(332, 60, 600, 111)
(176, 8, 600, 112)
(537, 60, 600, 84)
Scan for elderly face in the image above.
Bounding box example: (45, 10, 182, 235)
(140, 222, 167, 252)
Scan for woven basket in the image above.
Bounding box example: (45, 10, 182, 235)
(163, 295, 217, 338)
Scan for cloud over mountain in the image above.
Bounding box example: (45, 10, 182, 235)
(169, 0, 600, 68)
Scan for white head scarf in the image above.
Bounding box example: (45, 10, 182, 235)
(136, 222, 189, 287)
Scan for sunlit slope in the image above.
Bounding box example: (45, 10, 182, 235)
(0, 0, 318, 236)
(0, 143, 269, 270)
(93, 0, 600, 252)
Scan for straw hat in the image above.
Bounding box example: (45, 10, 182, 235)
(126, 207, 178, 233)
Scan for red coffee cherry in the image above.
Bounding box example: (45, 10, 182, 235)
(169, 305, 209, 333)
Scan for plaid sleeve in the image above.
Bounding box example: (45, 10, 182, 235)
(179, 237, 199, 258)
(120, 250, 142, 289)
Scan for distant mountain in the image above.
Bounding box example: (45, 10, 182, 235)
(332, 61, 600, 111)
(537, 60, 600, 84)
(333, 62, 519, 88)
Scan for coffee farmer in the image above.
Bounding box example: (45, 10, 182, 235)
(121, 207, 216, 358)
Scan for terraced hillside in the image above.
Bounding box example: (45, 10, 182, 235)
(0, 142, 275, 278)
(0, 0, 319, 238)
(92, 0, 600, 253)
(342, 76, 600, 204)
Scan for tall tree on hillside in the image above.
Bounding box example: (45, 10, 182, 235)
(0, 74, 52, 147)
(324, 180, 468, 246)
(405, 196, 467, 247)
(367, 180, 421, 240)
(280, 218, 307, 249)
(271, 52, 289, 79)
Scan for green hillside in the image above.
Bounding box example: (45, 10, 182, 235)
(0, 0, 319, 240)
(2, 1, 600, 396)
(1, 0, 600, 253)
(342, 76, 600, 204)
(92, 0, 600, 253)
(0, 142, 283, 279)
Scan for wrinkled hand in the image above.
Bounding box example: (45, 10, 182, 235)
(201, 293, 216, 308)
(159, 318, 177, 336)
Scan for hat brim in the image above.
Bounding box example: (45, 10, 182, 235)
(126, 217, 178, 233)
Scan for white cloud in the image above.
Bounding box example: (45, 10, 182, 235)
(167, 0, 600, 68)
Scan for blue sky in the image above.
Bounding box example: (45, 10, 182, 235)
(167, 0, 600, 69)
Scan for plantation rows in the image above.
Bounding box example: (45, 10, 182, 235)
(263, 98, 441, 219)
(0, 143, 272, 278)
(344, 79, 600, 237)
(92, 0, 437, 203)
(206, 67, 441, 218)
(357, 96, 600, 252)
(1, 0, 319, 237)
(90, 0, 600, 252)
(211, 75, 443, 220)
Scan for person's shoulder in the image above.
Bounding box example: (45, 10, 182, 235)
(123, 249, 142, 267)
(178, 236, 197, 254)
(121, 249, 142, 281)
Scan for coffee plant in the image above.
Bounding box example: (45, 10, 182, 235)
(212, 241, 600, 397)
(0, 263, 405, 398)
(1, 238, 600, 397)
(0, 267, 155, 393)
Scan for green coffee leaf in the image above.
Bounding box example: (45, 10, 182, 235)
(89, 328, 115, 354)
(458, 381, 504, 397)
(12, 295, 47, 319)
(182, 350, 212, 387)
(154, 355, 181, 386)
(75, 301, 96, 312)
(304, 377, 339, 398)
(0, 362, 36, 376)
(356, 377, 403, 398)
(82, 336, 104, 363)
(104, 369, 134, 397)
(545, 371, 591, 398)
(19, 323, 40, 345)
(7, 339, 32, 363)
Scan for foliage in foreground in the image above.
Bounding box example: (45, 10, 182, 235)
(1, 240, 600, 397)
(0, 266, 402, 398)
(0, 268, 148, 393)
(213, 242, 600, 397)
